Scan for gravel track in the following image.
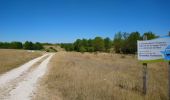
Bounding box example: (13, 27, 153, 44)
(0, 53, 55, 100)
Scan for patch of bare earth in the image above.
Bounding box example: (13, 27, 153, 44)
(0, 55, 48, 99)
(0, 53, 55, 100)
(34, 52, 168, 100)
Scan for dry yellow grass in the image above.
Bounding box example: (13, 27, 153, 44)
(0, 49, 42, 74)
(44, 45, 64, 52)
(36, 52, 168, 100)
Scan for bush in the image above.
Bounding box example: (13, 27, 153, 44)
(87, 47, 94, 52)
(79, 46, 87, 53)
(24, 41, 43, 50)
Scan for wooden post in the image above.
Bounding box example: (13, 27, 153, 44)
(143, 63, 147, 95)
(168, 61, 170, 100)
(168, 32, 170, 100)
(143, 35, 148, 95)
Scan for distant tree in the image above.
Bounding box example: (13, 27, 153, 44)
(113, 32, 123, 53)
(63, 43, 74, 51)
(93, 37, 105, 51)
(88, 39, 93, 47)
(74, 39, 82, 52)
(0, 42, 3, 48)
(121, 32, 130, 53)
(104, 37, 112, 52)
(87, 47, 94, 52)
(143, 32, 158, 40)
(126, 32, 141, 53)
(59, 31, 158, 54)
(79, 46, 87, 53)
(0, 42, 4, 48)
(82, 39, 88, 47)
(33, 42, 43, 50)
(24, 41, 34, 50)
(3, 42, 11, 48)
(10, 42, 23, 49)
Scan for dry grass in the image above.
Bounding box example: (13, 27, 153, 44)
(43, 45, 64, 52)
(0, 49, 42, 74)
(37, 52, 168, 100)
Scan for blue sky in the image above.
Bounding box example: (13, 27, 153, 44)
(0, 0, 170, 43)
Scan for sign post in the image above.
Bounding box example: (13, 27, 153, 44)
(168, 61, 170, 100)
(168, 32, 170, 100)
(143, 63, 147, 94)
(143, 35, 147, 95)
(137, 34, 170, 96)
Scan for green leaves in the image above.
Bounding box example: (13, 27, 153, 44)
(23, 41, 43, 50)
(60, 31, 158, 54)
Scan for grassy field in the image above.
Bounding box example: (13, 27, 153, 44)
(0, 49, 42, 74)
(35, 52, 168, 100)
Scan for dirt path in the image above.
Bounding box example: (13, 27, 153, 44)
(0, 53, 55, 100)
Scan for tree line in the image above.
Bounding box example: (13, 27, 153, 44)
(60, 32, 158, 54)
(60, 37, 112, 53)
(0, 31, 158, 53)
(0, 41, 43, 50)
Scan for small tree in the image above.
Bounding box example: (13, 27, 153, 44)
(126, 32, 141, 53)
(79, 46, 87, 53)
(74, 39, 82, 52)
(11, 41, 23, 49)
(143, 32, 158, 40)
(87, 47, 94, 52)
(93, 37, 105, 52)
(24, 41, 34, 50)
(33, 42, 43, 50)
(113, 32, 123, 53)
(104, 37, 112, 52)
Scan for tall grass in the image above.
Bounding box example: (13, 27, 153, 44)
(37, 52, 168, 100)
(0, 49, 42, 74)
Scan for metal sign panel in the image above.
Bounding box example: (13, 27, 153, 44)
(137, 36, 170, 61)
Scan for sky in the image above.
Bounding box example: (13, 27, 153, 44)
(0, 0, 170, 43)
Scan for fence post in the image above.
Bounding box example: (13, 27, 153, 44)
(168, 32, 170, 100)
(143, 63, 147, 95)
(143, 35, 148, 95)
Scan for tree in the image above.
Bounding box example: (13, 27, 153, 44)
(82, 39, 88, 47)
(113, 32, 123, 53)
(79, 46, 87, 53)
(88, 39, 93, 47)
(93, 37, 105, 51)
(121, 32, 130, 53)
(104, 37, 112, 52)
(143, 32, 158, 40)
(10, 42, 23, 49)
(59, 31, 158, 54)
(24, 41, 34, 50)
(87, 47, 94, 52)
(126, 32, 141, 53)
(65, 43, 74, 51)
(33, 42, 43, 50)
(74, 39, 82, 52)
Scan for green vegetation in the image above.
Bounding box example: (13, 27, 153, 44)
(0, 41, 23, 49)
(24, 41, 43, 50)
(0, 41, 43, 50)
(0, 31, 158, 53)
(60, 37, 112, 53)
(115, 31, 157, 54)
(60, 31, 158, 54)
